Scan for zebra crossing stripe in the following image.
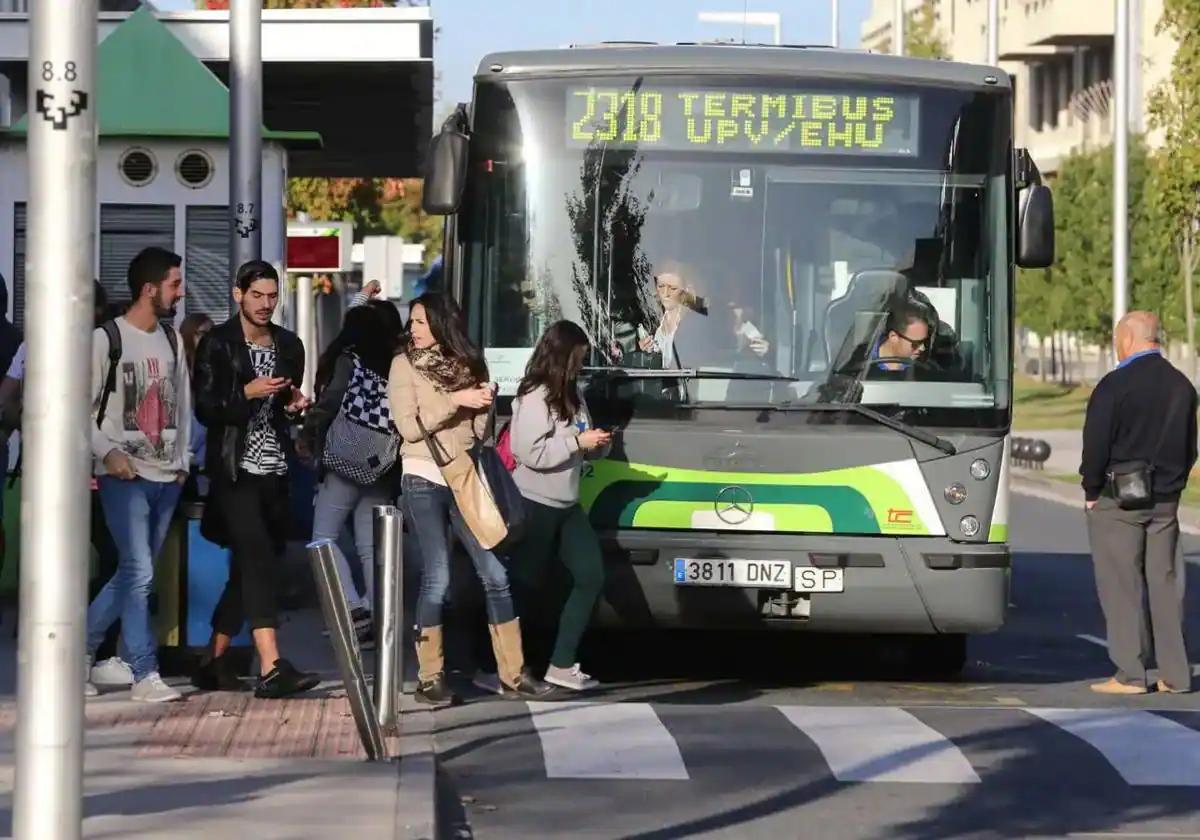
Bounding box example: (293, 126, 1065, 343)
(776, 706, 981, 784)
(1025, 708, 1200, 787)
(526, 701, 689, 780)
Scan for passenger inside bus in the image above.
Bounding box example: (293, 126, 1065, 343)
(612, 260, 771, 371)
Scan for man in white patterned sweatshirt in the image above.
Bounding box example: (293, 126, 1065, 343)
(86, 247, 191, 702)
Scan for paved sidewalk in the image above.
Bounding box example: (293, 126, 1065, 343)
(0, 608, 437, 840)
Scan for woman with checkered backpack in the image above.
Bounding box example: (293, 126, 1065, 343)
(301, 292, 404, 647)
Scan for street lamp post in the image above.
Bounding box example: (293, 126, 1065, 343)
(1113, 0, 1130, 328)
(831, 0, 840, 48)
(230, 0, 263, 313)
(13, 1, 98, 836)
(894, 0, 905, 56)
(987, 0, 999, 65)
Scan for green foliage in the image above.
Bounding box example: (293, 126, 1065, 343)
(905, 1, 948, 60)
(1017, 138, 1178, 344)
(1148, 0, 1200, 353)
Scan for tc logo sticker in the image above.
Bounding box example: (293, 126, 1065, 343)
(886, 508, 914, 526)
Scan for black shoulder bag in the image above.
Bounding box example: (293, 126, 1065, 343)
(1106, 390, 1185, 510)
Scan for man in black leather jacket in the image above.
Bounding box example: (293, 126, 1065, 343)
(191, 260, 319, 699)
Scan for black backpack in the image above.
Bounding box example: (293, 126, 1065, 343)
(95, 319, 179, 430)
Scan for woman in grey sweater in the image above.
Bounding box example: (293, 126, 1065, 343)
(509, 321, 612, 691)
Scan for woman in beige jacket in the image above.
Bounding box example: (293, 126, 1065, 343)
(389, 292, 550, 706)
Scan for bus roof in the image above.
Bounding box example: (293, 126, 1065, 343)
(474, 44, 1009, 92)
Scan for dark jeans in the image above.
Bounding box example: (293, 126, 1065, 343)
(210, 471, 290, 636)
(400, 474, 515, 629)
(508, 500, 605, 669)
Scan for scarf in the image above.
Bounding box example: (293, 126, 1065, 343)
(407, 343, 478, 393)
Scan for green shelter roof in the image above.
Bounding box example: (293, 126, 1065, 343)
(5, 6, 320, 148)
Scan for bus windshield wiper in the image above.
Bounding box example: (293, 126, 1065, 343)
(794, 402, 958, 455)
(581, 366, 801, 383)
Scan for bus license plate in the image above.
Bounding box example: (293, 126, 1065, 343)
(795, 567, 845, 593)
(673, 558, 791, 588)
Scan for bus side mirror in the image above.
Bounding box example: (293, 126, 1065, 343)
(423, 108, 470, 215)
(1017, 184, 1054, 269)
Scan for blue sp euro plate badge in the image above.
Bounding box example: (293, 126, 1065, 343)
(673, 558, 686, 582)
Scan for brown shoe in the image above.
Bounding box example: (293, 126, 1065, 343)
(1090, 677, 1149, 695)
(1156, 680, 1192, 695)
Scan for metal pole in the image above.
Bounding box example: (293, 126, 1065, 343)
(894, 0, 905, 56)
(230, 0, 262, 314)
(372, 506, 404, 735)
(1113, 0, 1130, 328)
(295, 275, 315, 397)
(15, 2, 97, 837)
(308, 540, 389, 761)
(987, 0, 999, 65)
(831, 0, 840, 48)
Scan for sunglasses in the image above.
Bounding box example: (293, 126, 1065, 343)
(896, 330, 929, 351)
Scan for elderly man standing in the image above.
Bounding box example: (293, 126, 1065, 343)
(1081, 311, 1195, 695)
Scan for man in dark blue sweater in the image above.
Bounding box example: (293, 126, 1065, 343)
(1081, 310, 1195, 694)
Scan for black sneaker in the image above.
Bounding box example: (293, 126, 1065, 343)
(500, 668, 555, 700)
(255, 659, 320, 699)
(415, 674, 459, 707)
(356, 624, 376, 652)
(191, 655, 247, 692)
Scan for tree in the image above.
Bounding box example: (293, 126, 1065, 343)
(1017, 138, 1176, 379)
(905, 1, 949, 59)
(1149, 0, 1200, 378)
(878, 1, 948, 57)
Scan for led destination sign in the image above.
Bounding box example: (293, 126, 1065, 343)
(566, 85, 920, 156)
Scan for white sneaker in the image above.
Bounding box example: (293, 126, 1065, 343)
(543, 663, 599, 692)
(130, 672, 182, 703)
(84, 655, 98, 698)
(471, 669, 503, 695)
(91, 657, 134, 687)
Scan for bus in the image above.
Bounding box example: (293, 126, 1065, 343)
(423, 43, 1054, 674)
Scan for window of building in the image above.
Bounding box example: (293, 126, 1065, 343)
(185, 206, 231, 320)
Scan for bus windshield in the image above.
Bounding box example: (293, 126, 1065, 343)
(460, 75, 1013, 421)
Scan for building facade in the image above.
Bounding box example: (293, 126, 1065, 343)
(861, 0, 1179, 175)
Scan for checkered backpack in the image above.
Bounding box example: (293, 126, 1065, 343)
(322, 353, 399, 485)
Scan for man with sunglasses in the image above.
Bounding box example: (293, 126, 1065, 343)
(869, 302, 932, 372)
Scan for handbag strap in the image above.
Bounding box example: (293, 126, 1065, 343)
(414, 414, 452, 469)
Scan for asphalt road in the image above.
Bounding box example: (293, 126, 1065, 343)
(432, 493, 1200, 840)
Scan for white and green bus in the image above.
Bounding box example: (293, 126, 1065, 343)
(423, 43, 1054, 674)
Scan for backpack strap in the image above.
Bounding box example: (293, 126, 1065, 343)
(96, 320, 122, 431)
(162, 321, 178, 365)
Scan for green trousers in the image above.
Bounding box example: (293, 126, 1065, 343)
(508, 500, 605, 669)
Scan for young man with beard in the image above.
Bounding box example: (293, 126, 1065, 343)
(191, 260, 319, 698)
(86, 247, 190, 702)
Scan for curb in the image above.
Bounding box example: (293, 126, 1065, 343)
(394, 701, 438, 840)
(1010, 470, 1200, 536)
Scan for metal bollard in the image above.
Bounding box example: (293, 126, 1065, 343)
(307, 539, 388, 761)
(372, 505, 404, 735)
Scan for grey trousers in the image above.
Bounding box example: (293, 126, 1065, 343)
(1086, 497, 1192, 690)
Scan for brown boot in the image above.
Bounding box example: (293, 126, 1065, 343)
(490, 619, 552, 699)
(415, 626, 457, 707)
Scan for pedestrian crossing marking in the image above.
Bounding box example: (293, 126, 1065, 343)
(1025, 708, 1200, 787)
(526, 701, 689, 780)
(506, 703, 1200, 787)
(776, 705, 981, 784)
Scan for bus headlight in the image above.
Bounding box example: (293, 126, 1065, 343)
(959, 515, 981, 537)
(970, 459, 991, 480)
(944, 483, 967, 505)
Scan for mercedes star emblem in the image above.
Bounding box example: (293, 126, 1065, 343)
(714, 485, 754, 525)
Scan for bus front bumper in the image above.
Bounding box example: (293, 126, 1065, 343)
(593, 531, 1011, 634)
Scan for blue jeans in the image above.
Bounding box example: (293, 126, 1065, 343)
(312, 471, 394, 613)
(400, 474, 515, 629)
(87, 476, 182, 681)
